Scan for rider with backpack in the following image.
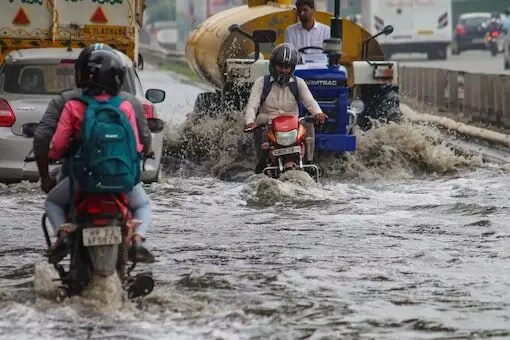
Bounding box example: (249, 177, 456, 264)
(243, 43, 328, 173)
(45, 47, 154, 264)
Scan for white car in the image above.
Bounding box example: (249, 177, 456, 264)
(0, 47, 166, 183)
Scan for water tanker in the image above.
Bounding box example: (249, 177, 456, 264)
(185, 0, 401, 149)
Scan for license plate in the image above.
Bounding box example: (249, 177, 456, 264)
(272, 146, 301, 157)
(82, 226, 122, 247)
(80, 25, 128, 37)
(473, 38, 485, 43)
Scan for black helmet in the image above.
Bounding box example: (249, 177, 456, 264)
(269, 43, 298, 85)
(75, 43, 113, 88)
(80, 49, 126, 95)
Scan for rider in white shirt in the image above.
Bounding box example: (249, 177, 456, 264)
(284, 0, 330, 58)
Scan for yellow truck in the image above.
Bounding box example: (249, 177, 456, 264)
(0, 0, 145, 65)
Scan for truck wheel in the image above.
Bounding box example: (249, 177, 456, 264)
(359, 85, 402, 131)
(505, 59, 510, 70)
(193, 92, 221, 117)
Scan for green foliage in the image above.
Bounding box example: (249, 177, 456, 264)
(145, 0, 176, 24)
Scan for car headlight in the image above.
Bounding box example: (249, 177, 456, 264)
(275, 130, 298, 146)
(349, 99, 365, 115)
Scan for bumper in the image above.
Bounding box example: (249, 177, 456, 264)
(315, 134, 356, 153)
(0, 128, 38, 183)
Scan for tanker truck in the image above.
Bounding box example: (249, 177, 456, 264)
(185, 0, 400, 155)
(0, 0, 145, 67)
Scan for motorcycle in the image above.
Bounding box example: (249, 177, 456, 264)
(247, 115, 321, 182)
(485, 29, 503, 56)
(21, 119, 164, 302)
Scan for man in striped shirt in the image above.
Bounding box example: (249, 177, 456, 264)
(284, 0, 330, 58)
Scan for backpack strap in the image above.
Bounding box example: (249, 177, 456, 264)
(289, 76, 299, 104)
(258, 75, 272, 115)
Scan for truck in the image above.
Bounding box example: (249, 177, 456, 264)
(0, 0, 145, 66)
(361, 0, 453, 60)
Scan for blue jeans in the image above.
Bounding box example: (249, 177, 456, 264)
(45, 177, 152, 239)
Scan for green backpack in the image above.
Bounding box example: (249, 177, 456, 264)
(69, 95, 140, 194)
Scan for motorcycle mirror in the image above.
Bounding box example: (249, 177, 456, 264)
(145, 88, 166, 103)
(147, 118, 165, 133)
(382, 25, 394, 35)
(21, 122, 39, 138)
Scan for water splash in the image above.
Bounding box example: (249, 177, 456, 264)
(161, 112, 482, 182)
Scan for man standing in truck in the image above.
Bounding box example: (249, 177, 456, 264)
(284, 0, 330, 58)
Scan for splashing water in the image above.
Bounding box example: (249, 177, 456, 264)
(161, 112, 482, 182)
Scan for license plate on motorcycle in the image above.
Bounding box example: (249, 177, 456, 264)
(272, 146, 301, 157)
(82, 226, 122, 247)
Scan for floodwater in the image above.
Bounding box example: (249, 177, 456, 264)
(0, 64, 509, 340)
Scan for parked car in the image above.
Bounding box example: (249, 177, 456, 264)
(0, 47, 166, 184)
(452, 12, 491, 55)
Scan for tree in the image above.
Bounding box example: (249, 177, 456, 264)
(145, 0, 176, 25)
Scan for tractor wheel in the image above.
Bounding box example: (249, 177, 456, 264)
(359, 84, 402, 131)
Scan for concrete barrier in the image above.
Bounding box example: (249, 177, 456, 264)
(398, 66, 510, 129)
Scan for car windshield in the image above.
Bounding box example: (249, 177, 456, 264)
(2, 60, 133, 95)
(460, 16, 490, 27)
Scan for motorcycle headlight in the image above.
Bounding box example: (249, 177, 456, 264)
(349, 99, 365, 115)
(275, 130, 298, 146)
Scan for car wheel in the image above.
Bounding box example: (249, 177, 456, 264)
(505, 59, 510, 70)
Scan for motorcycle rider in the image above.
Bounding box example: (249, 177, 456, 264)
(34, 43, 155, 264)
(487, 12, 503, 32)
(244, 43, 328, 173)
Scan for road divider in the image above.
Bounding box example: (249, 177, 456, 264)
(398, 66, 510, 129)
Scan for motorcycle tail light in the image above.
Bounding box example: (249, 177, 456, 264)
(491, 31, 500, 38)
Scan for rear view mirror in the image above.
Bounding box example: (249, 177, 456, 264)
(145, 88, 166, 104)
(383, 25, 394, 35)
(252, 30, 277, 43)
(21, 122, 38, 138)
(147, 118, 165, 133)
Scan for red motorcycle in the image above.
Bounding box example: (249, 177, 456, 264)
(248, 115, 320, 181)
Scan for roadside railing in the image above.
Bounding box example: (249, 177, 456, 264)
(398, 66, 510, 128)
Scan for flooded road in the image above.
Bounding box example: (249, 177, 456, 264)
(1, 65, 509, 340)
